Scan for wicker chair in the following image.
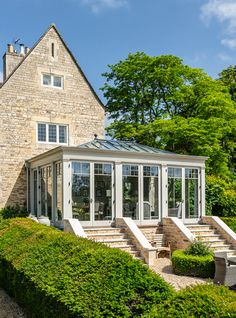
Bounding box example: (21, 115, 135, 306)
(214, 252, 236, 287)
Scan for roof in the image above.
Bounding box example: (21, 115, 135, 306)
(79, 139, 175, 154)
(0, 24, 104, 110)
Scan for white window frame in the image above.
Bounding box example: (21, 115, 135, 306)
(36, 122, 68, 145)
(42, 73, 64, 89)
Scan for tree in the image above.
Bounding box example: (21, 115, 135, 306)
(219, 65, 236, 102)
(102, 52, 236, 177)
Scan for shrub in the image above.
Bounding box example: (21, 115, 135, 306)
(185, 240, 213, 257)
(0, 218, 173, 318)
(206, 175, 236, 216)
(171, 250, 214, 278)
(142, 284, 236, 318)
(0, 204, 28, 219)
(221, 217, 236, 233)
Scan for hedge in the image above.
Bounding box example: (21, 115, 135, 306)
(221, 217, 236, 233)
(0, 218, 173, 318)
(142, 284, 236, 318)
(171, 250, 215, 278)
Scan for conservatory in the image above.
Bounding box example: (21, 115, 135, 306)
(27, 139, 207, 227)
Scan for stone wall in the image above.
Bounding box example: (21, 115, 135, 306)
(0, 26, 105, 208)
(162, 217, 195, 252)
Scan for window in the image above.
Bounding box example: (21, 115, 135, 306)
(42, 74, 63, 88)
(37, 123, 68, 144)
(51, 43, 55, 58)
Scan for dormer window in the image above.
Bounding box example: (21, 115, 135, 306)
(42, 74, 63, 89)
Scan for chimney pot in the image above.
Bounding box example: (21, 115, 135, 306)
(25, 47, 30, 54)
(20, 44, 25, 56)
(7, 44, 14, 54)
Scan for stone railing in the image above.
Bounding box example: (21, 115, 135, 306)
(202, 216, 236, 250)
(64, 218, 87, 238)
(116, 217, 157, 266)
(162, 217, 195, 252)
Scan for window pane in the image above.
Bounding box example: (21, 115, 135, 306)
(168, 167, 182, 218)
(143, 166, 159, 220)
(59, 125, 67, 143)
(38, 123, 46, 142)
(53, 76, 62, 88)
(43, 74, 51, 86)
(72, 162, 90, 221)
(48, 125, 57, 142)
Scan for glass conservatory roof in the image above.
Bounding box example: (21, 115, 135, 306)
(79, 139, 174, 154)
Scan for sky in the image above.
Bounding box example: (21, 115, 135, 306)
(1, 0, 236, 102)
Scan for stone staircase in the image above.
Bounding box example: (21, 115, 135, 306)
(139, 225, 170, 256)
(84, 227, 144, 261)
(187, 224, 236, 255)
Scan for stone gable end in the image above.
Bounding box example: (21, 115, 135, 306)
(0, 25, 105, 207)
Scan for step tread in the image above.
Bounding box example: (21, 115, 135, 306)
(87, 233, 124, 237)
(84, 227, 121, 231)
(96, 238, 130, 243)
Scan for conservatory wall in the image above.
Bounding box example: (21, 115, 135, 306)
(28, 147, 206, 227)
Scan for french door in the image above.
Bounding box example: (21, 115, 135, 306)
(122, 164, 160, 224)
(168, 167, 200, 223)
(71, 161, 114, 226)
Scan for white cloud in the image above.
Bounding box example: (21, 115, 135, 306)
(218, 52, 232, 61)
(201, 0, 236, 32)
(221, 38, 236, 49)
(0, 72, 3, 82)
(80, 0, 128, 13)
(201, 1, 236, 49)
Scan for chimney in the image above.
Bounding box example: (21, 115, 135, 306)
(25, 47, 30, 54)
(3, 44, 24, 81)
(20, 44, 25, 56)
(7, 44, 14, 53)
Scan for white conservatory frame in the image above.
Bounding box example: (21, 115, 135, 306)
(27, 143, 208, 227)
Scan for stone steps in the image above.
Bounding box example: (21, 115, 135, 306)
(187, 224, 236, 256)
(84, 226, 143, 261)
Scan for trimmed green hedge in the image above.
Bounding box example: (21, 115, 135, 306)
(142, 284, 236, 318)
(0, 218, 173, 317)
(221, 217, 236, 233)
(171, 250, 215, 278)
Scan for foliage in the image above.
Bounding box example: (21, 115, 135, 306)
(205, 175, 236, 216)
(102, 52, 236, 177)
(171, 250, 214, 278)
(219, 65, 236, 102)
(0, 204, 28, 219)
(0, 218, 173, 318)
(221, 217, 236, 233)
(185, 240, 213, 257)
(142, 284, 236, 318)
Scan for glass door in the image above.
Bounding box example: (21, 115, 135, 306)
(168, 167, 200, 223)
(185, 168, 200, 222)
(94, 163, 113, 223)
(72, 162, 114, 226)
(168, 167, 183, 218)
(142, 166, 159, 222)
(122, 164, 160, 224)
(72, 162, 91, 223)
(122, 165, 139, 220)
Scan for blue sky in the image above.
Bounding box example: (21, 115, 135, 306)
(1, 0, 236, 102)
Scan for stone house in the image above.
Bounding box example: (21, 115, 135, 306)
(0, 24, 104, 209)
(1, 25, 235, 265)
